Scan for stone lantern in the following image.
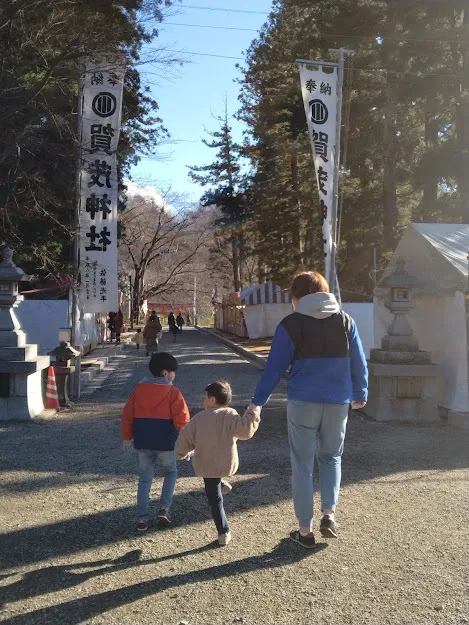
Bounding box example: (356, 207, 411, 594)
(374, 257, 422, 359)
(48, 341, 79, 407)
(364, 257, 442, 423)
(0, 247, 50, 420)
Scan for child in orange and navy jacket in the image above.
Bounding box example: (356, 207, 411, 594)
(121, 352, 190, 531)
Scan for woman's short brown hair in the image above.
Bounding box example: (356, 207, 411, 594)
(290, 271, 330, 300)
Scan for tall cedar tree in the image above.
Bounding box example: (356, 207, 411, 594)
(238, 0, 467, 296)
(188, 106, 247, 292)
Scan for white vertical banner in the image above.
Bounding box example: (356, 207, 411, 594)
(298, 63, 338, 283)
(78, 55, 125, 313)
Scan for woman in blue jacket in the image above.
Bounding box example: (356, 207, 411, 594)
(251, 271, 368, 548)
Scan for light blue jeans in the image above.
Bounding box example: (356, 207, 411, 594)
(137, 449, 177, 520)
(287, 400, 349, 528)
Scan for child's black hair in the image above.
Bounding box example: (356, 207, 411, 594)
(136, 328, 142, 333)
(205, 380, 232, 407)
(149, 352, 178, 377)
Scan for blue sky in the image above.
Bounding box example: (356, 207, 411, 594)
(131, 0, 273, 203)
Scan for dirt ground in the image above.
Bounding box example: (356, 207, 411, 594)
(1, 328, 468, 625)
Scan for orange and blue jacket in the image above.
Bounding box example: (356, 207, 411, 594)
(121, 378, 190, 451)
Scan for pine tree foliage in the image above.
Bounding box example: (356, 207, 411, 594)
(0, 0, 172, 276)
(188, 105, 248, 291)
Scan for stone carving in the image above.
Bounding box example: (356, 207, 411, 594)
(0, 246, 14, 267)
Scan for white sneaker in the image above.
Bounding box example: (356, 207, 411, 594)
(218, 532, 232, 546)
(221, 479, 232, 495)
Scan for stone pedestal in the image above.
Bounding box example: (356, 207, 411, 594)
(365, 257, 442, 424)
(53, 365, 75, 408)
(365, 362, 442, 423)
(0, 248, 50, 420)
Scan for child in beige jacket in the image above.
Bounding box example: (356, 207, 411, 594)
(175, 380, 260, 546)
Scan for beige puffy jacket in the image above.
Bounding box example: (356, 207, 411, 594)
(175, 406, 260, 478)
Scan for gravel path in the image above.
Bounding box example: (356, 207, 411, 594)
(1, 328, 468, 625)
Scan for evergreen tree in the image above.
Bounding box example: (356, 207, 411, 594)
(237, 0, 467, 296)
(0, 0, 172, 277)
(188, 104, 247, 291)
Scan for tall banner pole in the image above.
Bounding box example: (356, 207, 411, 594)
(329, 48, 354, 304)
(297, 50, 353, 303)
(297, 58, 339, 288)
(71, 56, 85, 400)
(329, 48, 346, 304)
(72, 53, 125, 398)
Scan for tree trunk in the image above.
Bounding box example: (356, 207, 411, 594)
(257, 258, 266, 284)
(132, 269, 143, 325)
(232, 239, 241, 292)
(420, 110, 439, 221)
(129, 274, 134, 330)
(383, 71, 398, 251)
(290, 149, 303, 263)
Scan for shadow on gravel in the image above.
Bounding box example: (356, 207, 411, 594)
(0, 474, 291, 570)
(2, 407, 468, 570)
(0, 540, 327, 625)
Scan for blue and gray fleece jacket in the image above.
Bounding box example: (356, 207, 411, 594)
(252, 293, 368, 406)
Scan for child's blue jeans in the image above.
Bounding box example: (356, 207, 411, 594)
(287, 400, 349, 529)
(137, 449, 177, 520)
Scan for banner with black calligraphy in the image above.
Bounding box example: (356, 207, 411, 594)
(78, 55, 125, 313)
(298, 63, 338, 283)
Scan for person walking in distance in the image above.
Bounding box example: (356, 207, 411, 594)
(131, 328, 143, 352)
(114, 310, 124, 344)
(176, 312, 184, 332)
(250, 271, 368, 548)
(168, 311, 178, 343)
(142, 311, 162, 356)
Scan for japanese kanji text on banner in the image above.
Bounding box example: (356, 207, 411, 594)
(298, 64, 338, 283)
(78, 55, 125, 313)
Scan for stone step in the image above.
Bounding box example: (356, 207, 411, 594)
(0, 344, 38, 361)
(0, 355, 49, 374)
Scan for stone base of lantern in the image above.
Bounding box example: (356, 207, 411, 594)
(0, 345, 50, 420)
(0, 246, 50, 420)
(363, 362, 442, 423)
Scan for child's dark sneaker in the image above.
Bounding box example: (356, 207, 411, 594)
(221, 479, 232, 495)
(320, 515, 338, 538)
(157, 508, 171, 526)
(289, 529, 317, 549)
(136, 519, 150, 532)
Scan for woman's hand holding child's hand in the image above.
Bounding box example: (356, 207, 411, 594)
(183, 450, 194, 461)
(249, 402, 261, 413)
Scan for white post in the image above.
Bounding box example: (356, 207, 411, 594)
(193, 275, 197, 326)
(329, 49, 345, 301)
(70, 57, 84, 400)
(329, 48, 354, 304)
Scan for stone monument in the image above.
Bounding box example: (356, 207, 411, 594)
(0, 247, 50, 419)
(364, 258, 442, 423)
